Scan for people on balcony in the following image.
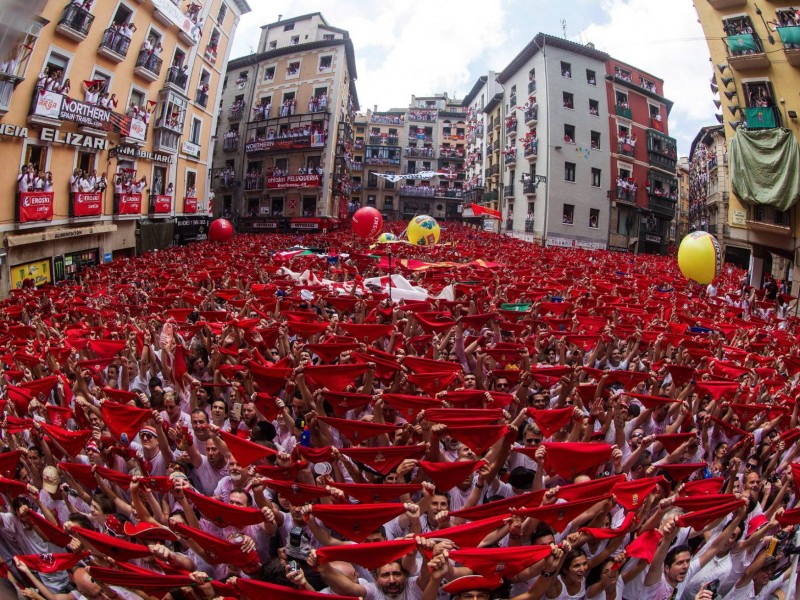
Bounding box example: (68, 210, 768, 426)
(589, 105, 599, 116)
(279, 98, 297, 117)
(142, 37, 163, 71)
(230, 98, 244, 114)
(370, 115, 404, 125)
(0, 42, 31, 78)
(308, 93, 327, 113)
(218, 167, 234, 188)
(37, 67, 66, 93)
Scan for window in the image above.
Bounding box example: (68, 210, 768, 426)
(562, 92, 574, 109)
(43, 49, 70, 82)
(190, 117, 201, 144)
(185, 170, 196, 196)
(383, 195, 393, 210)
(111, 4, 133, 26)
(561, 62, 572, 78)
(586, 69, 596, 85)
(563, 204, 574, 224)
(367, 173, 378, 188)
(76, 150, 95, 173)
(269, 40, 277, 49)
(152, 165, 167, 195)
(263, 66, 275, 81)
(510, 84, 517, 106)
(283, 23, 294, 31)
(290, 36, 299, 45)
(589, 99, 599, 116)
(614, 66, 632, 82)
(589, 209, 599, 228)
(302, 196, 316, 215)
(319, 56, 332, 71)
(323, 33, 335, 41)
(591, 168, 601, 188)
(129, 88, 145, 111)
(384, 172, 395, 190)
(565, 162, 576, 182)
(590, 131, 601, 150)
(367, 195, 376, 206)
(616, 91, 628, 107)
(287, 61, 300, 76)
(91, 68, 111, 94)
(617, 209, 635, 235)
(649, 104, 661, 119)
(217, 3, 227, 24)
(563, 125, 575, 144)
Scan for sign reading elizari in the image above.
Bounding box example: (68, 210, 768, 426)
(33, 90, 146, 141)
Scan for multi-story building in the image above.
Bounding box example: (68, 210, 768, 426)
(605, 58, 676, 254)
(497, 35, 612, 250)
(695, 0, 800, 285)
(461, 74, 498, 231)
(364, 108, 404, 218)
(398, 93, 467, 221)
(212, 12, 359, 235)
(0, 0, 248, 295)
(677, 156, 691, 242)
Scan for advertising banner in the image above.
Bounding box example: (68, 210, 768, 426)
(184, 197, 197, 214)
(151, 195, 172, 214)
(72, 192, 103, 217)
(18, 192, 54, 223)
(115, 193, 141, 215)
(266, 174, 321, 189)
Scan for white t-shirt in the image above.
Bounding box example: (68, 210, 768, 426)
(642, 556, 701, 600)
(363, 576, 421, 600)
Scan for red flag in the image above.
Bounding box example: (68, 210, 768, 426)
(449, 545, 552, 579)
(418, 460, 485, 491)
(25, 509, 72, 547)
(17, 551, 89, 573)
(676, 499, 745, 530)
(218, 429, 278, 467)
(420, 514, 507, 547)
(184, 488, 264, 528)
(613, 476, 666, 511)
(316, 538, 416, 571)
(39, 423, 92, 456)
(625, 529, 663, 563)
(303, 364, 369, 391)
(382, 393, 442, 420)
(579, 512, 637, 540)
(656, 462, 707, 483)
(541, 442, 613, 479)
(341, 444, 426, 476)
(516, 495, 611, 533)
(171, 523, 260, 569)
(101, 401, 154, 442)
(331, 482, 421, 503)
(263, 479, 330, 505)
(87, 339, 127, 358)
(526, 407, 574, 438)
(681, 477, 724, 496)
(71, 526, 151, 561)
(318, 416, 400, 444)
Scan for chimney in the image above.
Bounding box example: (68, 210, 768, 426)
(374, 105, 377, 113)
(277, 14, 282, 21)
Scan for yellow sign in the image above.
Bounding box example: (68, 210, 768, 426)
(11, 259, 52, 289)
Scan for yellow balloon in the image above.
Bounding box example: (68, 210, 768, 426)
(407, 215, 440, 246)
(377, 232, 398, 243)
(677, 231, 721, 284)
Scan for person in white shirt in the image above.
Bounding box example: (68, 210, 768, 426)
(70, 168, 82, 193)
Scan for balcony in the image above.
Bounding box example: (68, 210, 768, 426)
(244, 175, 264, 191)
(707, 0, 745, 7)
(56, 3, 94, 42)
(743, 106, 781, 130)
(134, 49, 163, 82)
(524, 105, 538, 126)
(368, 135, 383, 145)
(615, 104, 632, 119)
(505, 118, 517, 136)
(405, 147, 435, 158)
(152, 128, 180, 154)
(246, 131, 328, 155)
(528, 81, 537, 94)
(505, 153, 516, 166)
(195, 90, 208, 108)
(399, 186, 436, 197)
(617, 139, 636, 158)
(439, 188, 464, 199)
(439, 148, 465, 160)
(475, 124, 484, 138)
(364, 155, 400, 166)
(647, 130, 677, 172)
(725, 33, 770, 70)
(504, 184, 514, 197)
(223, 103, 243, 120)
(489, 164, 499, 178)
(223, 136, 239, 152)
(165, 66, 188, 92)
(746, 206, 791, 235)
(615, 186, 637, 205)
(777, 26, 800, 66)
(98, 28, 130, 63)
(524, 141, 538, 160)
(523, 182, 537, 196)
(648, 195, 676, 219)
(483, 190, 498, 203)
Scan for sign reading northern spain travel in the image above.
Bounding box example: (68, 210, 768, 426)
(33, 90, 146, 141)
(267, 174, 321, 189)
(18, 192, 54, 223)
(72, 192, 103, 218)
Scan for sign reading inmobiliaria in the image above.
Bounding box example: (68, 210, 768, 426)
(266, 174, 321, 189)
(18, 192, 54, 223)
(151, 195, 172, 214)
(33, 90, 146, 141)
(72, 192, 102, 217)
(115, 193, 142, 215)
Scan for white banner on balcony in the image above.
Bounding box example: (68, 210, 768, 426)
(373, 171, 453, 183)
(151, 0, 201, 42)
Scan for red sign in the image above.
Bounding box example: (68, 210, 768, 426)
(72, 192, 103, 217)
(18, 192, 54, 223)
(266, 174, 321, 189)
(338, 197, 349, 220)
(116, 193, 141, 215)
(151, 195, 172, 214)
(184, 197, 197, 214)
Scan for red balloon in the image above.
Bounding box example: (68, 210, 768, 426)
(209, 218, 234, 242)
(352, 207, 383, 239)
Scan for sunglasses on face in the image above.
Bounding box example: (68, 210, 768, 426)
(140, 433, 155, 440)
(525, 438, 542, 444)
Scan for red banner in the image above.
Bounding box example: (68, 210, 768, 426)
(466, 204, 501, 219)
(184, 197, 197, 214)
(115, 193, 141, 215)
(266, 174, 321, 189)
(18, 192, 54, 223)
(151, 195, 172, 214)
(72, 192, 103, 217)
(338, 197, 349, 220)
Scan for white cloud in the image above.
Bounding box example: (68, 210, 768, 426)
(578, 0, 715, 152)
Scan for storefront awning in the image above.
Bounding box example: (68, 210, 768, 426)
(5, 224, 117, 247)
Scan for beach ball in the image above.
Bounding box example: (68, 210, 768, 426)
(209, 218, 234, 242)
(407, 215, 440, 246)
(352, 207, 383, 239)
(377, 232, 398, 243)
(677, 231, 720, 284)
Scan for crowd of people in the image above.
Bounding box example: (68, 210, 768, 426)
(0, 225, 798, 600)
(17, 165, 55, 194)
(113, 171, 148, 195)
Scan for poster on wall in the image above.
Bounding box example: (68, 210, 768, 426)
(10, 259, 52, 289)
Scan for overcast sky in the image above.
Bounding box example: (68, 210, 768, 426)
(231, 0, 714, 156)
